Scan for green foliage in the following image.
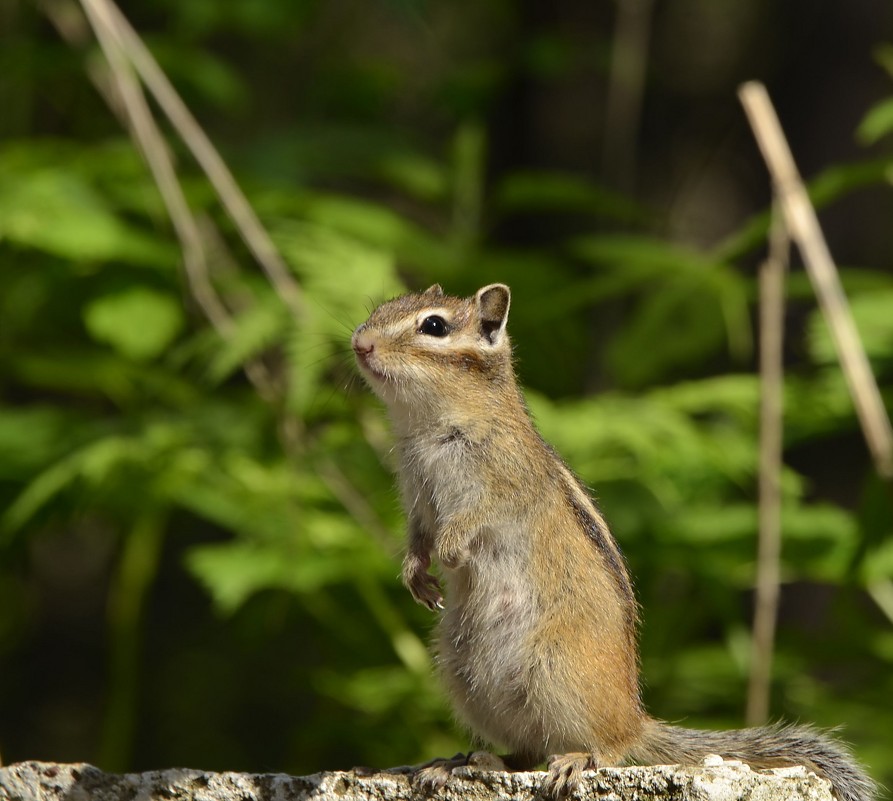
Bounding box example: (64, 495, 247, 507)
(807, 286, 893, 367)
(571, 236, 751, 385)
(85, 287, 186, 361)
(2, 4, 893, 794)
(857, 46, 893, 145)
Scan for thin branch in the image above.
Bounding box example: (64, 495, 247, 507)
(82, 0, 306, 321)
(46, 0, 235, 338)
(80, 1, 222, 329)
(739, 81, 893, 636)
(746, 199, 789, 725)
(78, 0, 276, 398)
(738, 81, 893, 480)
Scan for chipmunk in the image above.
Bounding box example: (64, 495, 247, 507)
(351, 283, 876, 801)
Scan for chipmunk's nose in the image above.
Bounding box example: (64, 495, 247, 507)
(352, 327, 375, 356)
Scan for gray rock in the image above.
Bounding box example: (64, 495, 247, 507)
(0, 759, 834, 801)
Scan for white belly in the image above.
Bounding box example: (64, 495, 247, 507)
(435, 528, 545, 752)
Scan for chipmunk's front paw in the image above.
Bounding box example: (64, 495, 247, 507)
(402, 551, 444, 610)
(407, 570, 444, 610)
(544, 752, 599, 798)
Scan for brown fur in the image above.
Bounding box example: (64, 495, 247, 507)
(352, 284, 875, 801)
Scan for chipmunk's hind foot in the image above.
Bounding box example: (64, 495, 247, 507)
(544, 752, 600, 798)
(414, 751, 509, 791)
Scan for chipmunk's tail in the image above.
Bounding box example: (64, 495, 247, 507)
(629, 718, 876, 801)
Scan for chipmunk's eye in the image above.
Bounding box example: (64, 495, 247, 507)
(419, 315, 449, 337)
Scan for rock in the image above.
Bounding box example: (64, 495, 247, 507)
(0, 759, 834, 801)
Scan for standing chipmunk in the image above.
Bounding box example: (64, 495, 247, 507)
(351, 283, 876, 801)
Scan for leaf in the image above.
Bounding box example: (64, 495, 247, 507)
(0, 166, 169, 264)
(779, 504, 859, 581)
(669, 503, 757, 545)
(375, 152, 447, 200)
(273, 221, 405, 413)
(861, 539, 893, 583)
(184, 542, 310, 615)
(874, 43, 893, 80)
(2, 430, 151, 533)
(783, 371, 855, 443)
(527, 389, 755, 508)
(653, 374, 759, 425)
(315, 666, 429, 714)
(573, 234, 712, 275)
(805, 288, 893, 366)
(2, 452, 84, 535)
(286, 195, 455, 272)
(606, 279, 730, 387)
(856, 96, 893, 145)
(84, 287, 185, 361)
(660, 501, 858, 586)
(205, 291, 289, 383)
(184, 514, 384, 615)
(712, 160, 891, 263)
(570, 235, 753, 375)
(276, 222, 404, 312)
(0, 406, 79, 479)
(151, 41, 249, 110)
(6, 350, 194, 406)
(495, 171, 647, 223)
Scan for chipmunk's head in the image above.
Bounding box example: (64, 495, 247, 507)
(352, 283, 512, 410)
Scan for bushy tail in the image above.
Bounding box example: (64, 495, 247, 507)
(629, 719, 876, 801)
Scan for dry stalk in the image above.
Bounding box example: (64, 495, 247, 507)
(78, 0, 277, 399)
(746, 200, 789, 725)
(739, 84, 893, 631)
(81, 0, 306, 321)
(739, 82, 893, 479)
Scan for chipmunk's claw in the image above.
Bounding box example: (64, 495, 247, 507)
(414, 753, 467, 791)
(543, 752, 599, 798)
(413, 751, 508, 790)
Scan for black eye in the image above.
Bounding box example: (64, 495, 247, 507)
(419, 315, 449, 337)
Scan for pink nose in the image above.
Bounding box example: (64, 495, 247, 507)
(352, 329, 375, 355)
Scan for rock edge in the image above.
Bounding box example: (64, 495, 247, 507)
(0, 759, 834, 801)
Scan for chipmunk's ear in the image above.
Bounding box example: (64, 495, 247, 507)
(423, 284, 444, 296)
(475, 284, 510, 345)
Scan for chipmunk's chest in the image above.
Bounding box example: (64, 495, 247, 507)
(447, 526, 535, 614)
(399, 427, 489, 513)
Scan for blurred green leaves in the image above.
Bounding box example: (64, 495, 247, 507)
(0, 148, 171, 265)
(806, 286, 893, 367)
(3, 124, 892, 784)
(3, 120, 892, 779)
(571, 236, 751, 385)
(85, 288, 185, 361)
(857, 97, 893, 146)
